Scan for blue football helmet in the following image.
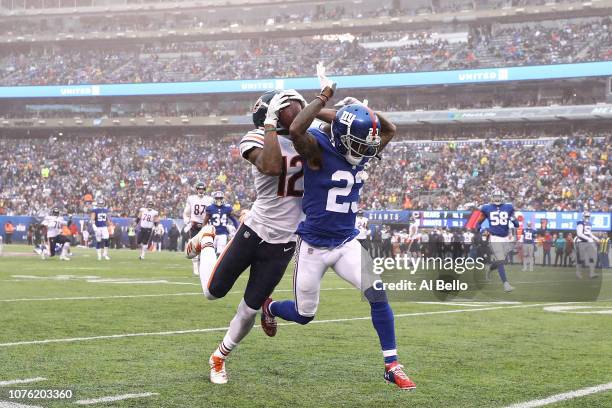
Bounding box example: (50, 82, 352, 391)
(213, 191, 224, 206)
(492, 189, 505, 205)
(331, 104, 382, 165)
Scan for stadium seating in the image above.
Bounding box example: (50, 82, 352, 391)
(0, 132, 609, 217)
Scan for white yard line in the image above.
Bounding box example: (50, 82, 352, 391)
(0, 378, 46, 387)
(503, 382, 612, 408)
(0, 302, 562, 348)
(0, 401, 43, 408)
(74, 392, 158, 405)
(0, 287, 352, 303)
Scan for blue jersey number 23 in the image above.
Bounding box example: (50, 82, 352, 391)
(325, 170, 362, 214)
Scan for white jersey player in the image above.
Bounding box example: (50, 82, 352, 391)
(407, 212, 421, 254)
(183, 181, 213, 275)
(355, 210, 370, 245)
(186, 89, 314, 384)
(575, 211, 599, 279)
(41, 208, 71, 260)
(137, 201, 159, 260)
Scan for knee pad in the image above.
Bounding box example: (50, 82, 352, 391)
(206, 281, 227, 300)
(203, 287, 218, 301)
(364, 286, 388, 303)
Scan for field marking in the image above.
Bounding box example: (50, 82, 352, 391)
(0, 287, 352, 303)
(0, 302, 567, 348)
(0, 378, 46, 386)
(543, 305, 612, 315)
(0, 401, 43, 408)
(75, 392, 158, 405)
(503, 381, 612, 408)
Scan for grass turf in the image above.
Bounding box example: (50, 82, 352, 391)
(0, 245, 611, 407)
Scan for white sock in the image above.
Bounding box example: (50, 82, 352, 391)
(192, 257, 199, 275)
(61, 243, 70, 257)
(97, 248, 102, 258)
(213, 299, 257, 359)
(103, 247, 108, 257)
(141, 245, 146, 257)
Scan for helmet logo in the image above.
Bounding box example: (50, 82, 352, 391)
(339, 111, 356, 127)
(252, 98, 263, 113)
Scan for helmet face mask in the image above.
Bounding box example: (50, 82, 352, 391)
(195, 181, 206, 197)
(52, 208, 60, 216)
(213, 191, 224, 206)
(583, 211, 591, 221)
(332, 105, 381, 165)
(492, 190, 504, 205)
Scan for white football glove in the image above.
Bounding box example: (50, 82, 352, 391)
(264, 92, 290, 128)
(281, 89, 307, 108)
(183, 223, 191, 234)
(334, 97, 368, 107)
(316, 62, 337, 94)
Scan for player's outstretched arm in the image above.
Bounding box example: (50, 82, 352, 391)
(376, 111, 397, 153)
(247, 92, 289, 176)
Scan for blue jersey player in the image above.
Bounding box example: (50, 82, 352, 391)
(91, 198, 111, 261)
(261, 70, 416, 390)
(475, 190, 519, 291)
(521, 221, 537, 272)
(204, 191, 238, 255)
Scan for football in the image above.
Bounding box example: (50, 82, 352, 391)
(278, 99, 303, 129)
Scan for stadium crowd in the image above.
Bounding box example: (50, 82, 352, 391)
(0, 131, 609, 218)
(1, 17, 609, 86)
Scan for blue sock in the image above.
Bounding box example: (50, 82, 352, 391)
(370, 301, 398, 364)
(497, 263, 507, 283)
(269, 300, 313, 325)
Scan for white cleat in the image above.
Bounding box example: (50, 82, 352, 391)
(209, 354, 228, 384)
(59, 255, 71, 261)
(104, 255, 111, 261)
(503, 281, 514, 292)
(589, 273, 599, 279)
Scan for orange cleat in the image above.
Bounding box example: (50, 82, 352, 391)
(209, 354, 228, 384)
(384, 361, 416, 390)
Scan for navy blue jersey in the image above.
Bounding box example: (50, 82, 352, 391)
(522, 228, 536, 244)
(479, 203, 518, 237)
(206, 204, 235, 235)
(296, 127, 368, 248)
(92, 208, 109, 228)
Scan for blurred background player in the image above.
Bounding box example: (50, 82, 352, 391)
(91, 198, 111, 261)
(355, 209, 370, 252)
(41, 207, 71, 260)
(407, 212, 421, 256)
(263, 69, 416, 390)
(137, 200, 159, 260)
(204, 191, 238, 256)
(183, 181, 212, 275)
(474, 189, 519, 292)
(575, 211, 599, 279)
(152, 222, 165, 252)
(521, 221, 536, 272)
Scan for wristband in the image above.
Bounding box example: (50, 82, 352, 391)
(316, 95, 328, 105)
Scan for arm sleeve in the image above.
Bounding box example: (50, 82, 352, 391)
(239, 131, 264, 159)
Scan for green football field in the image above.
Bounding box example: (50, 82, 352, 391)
(0, 245, 611, 408)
